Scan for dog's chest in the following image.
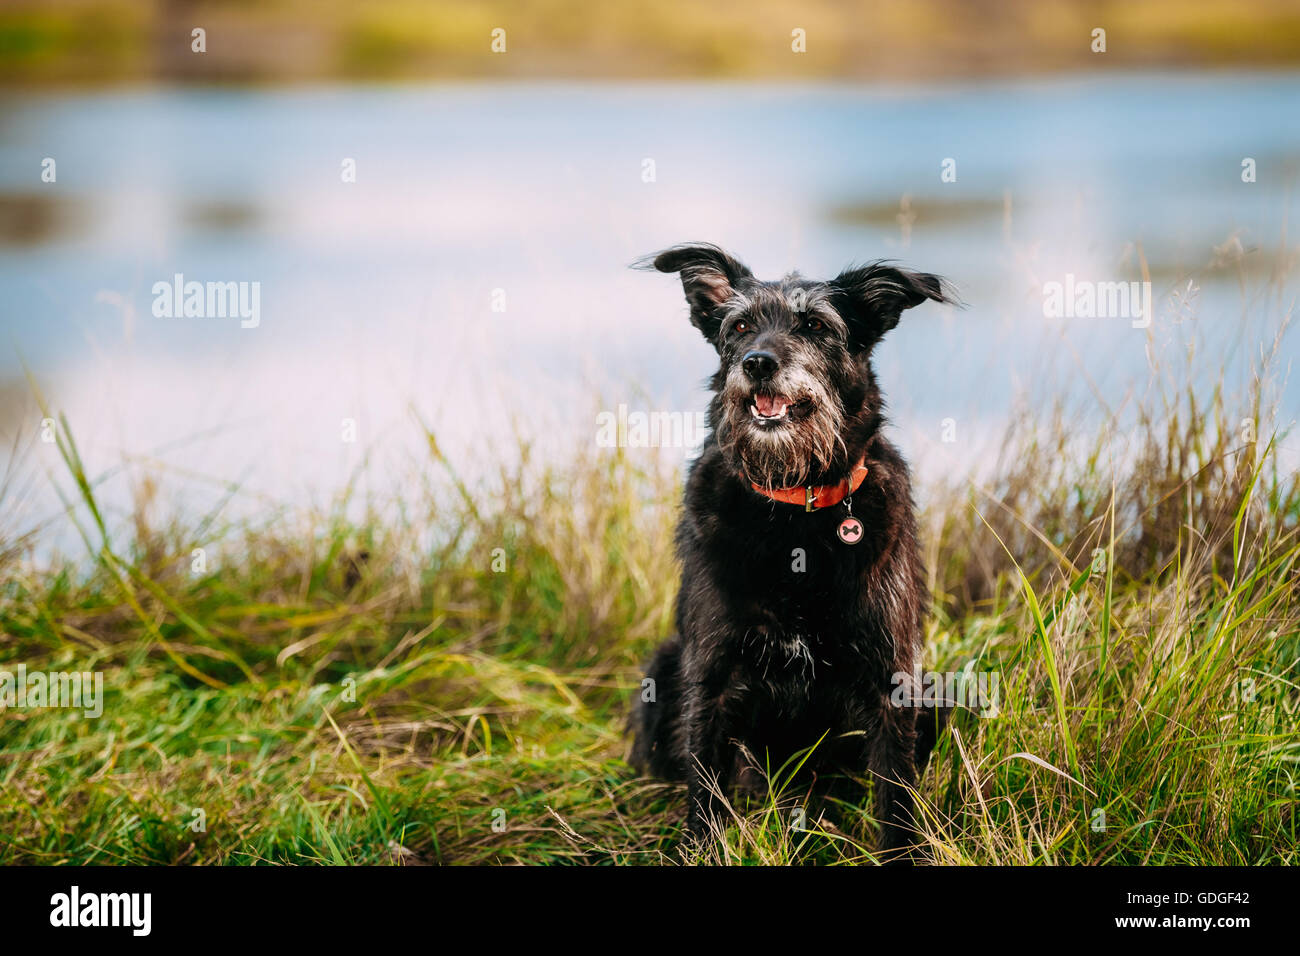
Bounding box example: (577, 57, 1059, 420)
(714, 523, 865, 653)
(731, 621, 859, 705)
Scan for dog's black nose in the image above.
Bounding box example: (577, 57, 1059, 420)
(742, 350, 778, 380)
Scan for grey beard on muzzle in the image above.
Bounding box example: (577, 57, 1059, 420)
(716, 366, 846, 489)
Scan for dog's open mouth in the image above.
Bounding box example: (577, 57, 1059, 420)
(749, 393, 809, 424)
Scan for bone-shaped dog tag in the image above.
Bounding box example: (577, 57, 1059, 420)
(838, 516, 863, 544)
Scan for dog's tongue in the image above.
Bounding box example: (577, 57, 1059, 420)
(755, 394, 782, 416)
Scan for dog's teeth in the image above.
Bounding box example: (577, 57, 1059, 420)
(751, 400, 790, 421)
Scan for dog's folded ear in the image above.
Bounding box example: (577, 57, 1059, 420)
(635, 243, 753, 341)
(830, 262, 954, 348)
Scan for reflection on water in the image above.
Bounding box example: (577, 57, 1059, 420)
(827, 195, 1009, 228)
(0, 74, 1297, 555)
(0, 192, 86, 244)
(181, 199, 264, 235)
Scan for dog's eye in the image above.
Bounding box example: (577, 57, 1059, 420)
(732, 319, 750, 334)
(804, 318, 824, 332)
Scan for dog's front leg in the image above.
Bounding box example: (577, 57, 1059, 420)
(682, 680, 737, 842)
(871, 707, 921, 864)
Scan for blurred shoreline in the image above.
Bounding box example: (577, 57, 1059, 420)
(4, 0, 1300, 88)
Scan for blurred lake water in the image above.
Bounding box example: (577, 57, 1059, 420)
(1, 73, 1297, 551)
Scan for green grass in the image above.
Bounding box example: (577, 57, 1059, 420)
(1, 344, 1298, 866)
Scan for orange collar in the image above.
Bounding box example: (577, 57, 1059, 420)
(749, 460, 869, 512)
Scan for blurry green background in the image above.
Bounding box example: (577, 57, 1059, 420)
(6, 0, 1300, 85)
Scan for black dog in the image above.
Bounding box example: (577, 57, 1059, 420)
(629, 243, 953, 861)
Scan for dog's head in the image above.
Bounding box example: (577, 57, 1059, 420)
(641, 243, 951, 489)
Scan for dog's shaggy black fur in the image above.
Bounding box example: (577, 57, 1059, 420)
(629, 243, 954, 861)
